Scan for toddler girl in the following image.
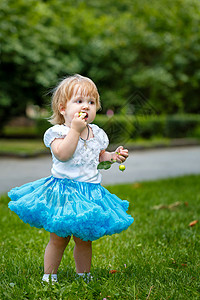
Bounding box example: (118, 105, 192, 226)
(8, 74, 134, 283)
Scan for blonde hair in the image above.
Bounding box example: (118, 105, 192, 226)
(49, 74, 101, 125)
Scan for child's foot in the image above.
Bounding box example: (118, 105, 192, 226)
(76, 273, 93, 283)
(42, 274, 58, 285)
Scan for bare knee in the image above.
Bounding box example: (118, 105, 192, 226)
(50, 233, 71, 249)
(73, 236, 92, 248)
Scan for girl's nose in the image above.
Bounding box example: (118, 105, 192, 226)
(82, 103, 89, 109)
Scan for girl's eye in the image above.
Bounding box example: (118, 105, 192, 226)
(89, 100, 95, 105)
(76, 100, 82, 104)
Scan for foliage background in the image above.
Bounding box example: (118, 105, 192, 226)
(1, 0, 200, 126)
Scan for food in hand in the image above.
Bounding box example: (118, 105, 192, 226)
(119, 164, 126, 172)
(97, 151, 127, 172)
(79, 112, 88, 120)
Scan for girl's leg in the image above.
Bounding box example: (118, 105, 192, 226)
(73, 236, 92, 273)
(44, 233, 71, 274)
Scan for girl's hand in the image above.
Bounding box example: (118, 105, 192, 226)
(71, 112, 87, 134)
(113, 146, 129, 163)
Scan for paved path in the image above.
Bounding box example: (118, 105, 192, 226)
(0, 146, 200, 194)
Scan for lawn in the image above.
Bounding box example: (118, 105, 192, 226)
(0, 175, 199, 299)
(0, 137, 172, 156)
(0, 137, 199, 156)
(0, 139, 48, 156)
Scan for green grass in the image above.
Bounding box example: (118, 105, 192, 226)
(0, 137, 187, 156)
(2, 126, 38, 137)
(0, 139, 48, 155)
(0, 175, 200, 299)
(0, 136, 199, 156)
(0, 138, 169, 156)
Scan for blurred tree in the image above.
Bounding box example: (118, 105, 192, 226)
(0, 0, 85, 126)
(0, 0, 200, 129)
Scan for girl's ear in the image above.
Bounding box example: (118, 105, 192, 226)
(59, 103, 66, 115)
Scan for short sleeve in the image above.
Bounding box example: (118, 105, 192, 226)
(101, 129, 109, 150)
(43, 125, 69, 148)
(92, 124, 109, 150)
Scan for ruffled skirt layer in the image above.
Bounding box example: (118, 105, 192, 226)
(8, 176, 134, 241)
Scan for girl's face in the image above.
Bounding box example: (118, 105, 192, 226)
(60, 94, 97, 126)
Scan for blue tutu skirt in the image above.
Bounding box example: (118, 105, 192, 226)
(8, 176, 134, 241)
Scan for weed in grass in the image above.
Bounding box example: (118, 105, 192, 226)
(0, 175, 199, 299)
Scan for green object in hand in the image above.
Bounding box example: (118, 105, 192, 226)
(97, 151, 125, 171)
(97, 161, 113, 170)
(97, 159, 116, 170)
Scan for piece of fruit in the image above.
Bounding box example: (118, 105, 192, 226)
(97, 159, 126, 172)
(119, 164, 126, 172)
(79, 112, 88, 119)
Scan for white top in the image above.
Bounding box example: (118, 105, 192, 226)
(44, 124, 109, 183)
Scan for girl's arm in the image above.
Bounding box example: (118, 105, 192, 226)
(51, 113, 86, 162)
(51, 128, 80, 162)
(99, 146, 129, 163)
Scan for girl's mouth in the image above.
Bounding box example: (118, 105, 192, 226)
(79, 112, 88, 120)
